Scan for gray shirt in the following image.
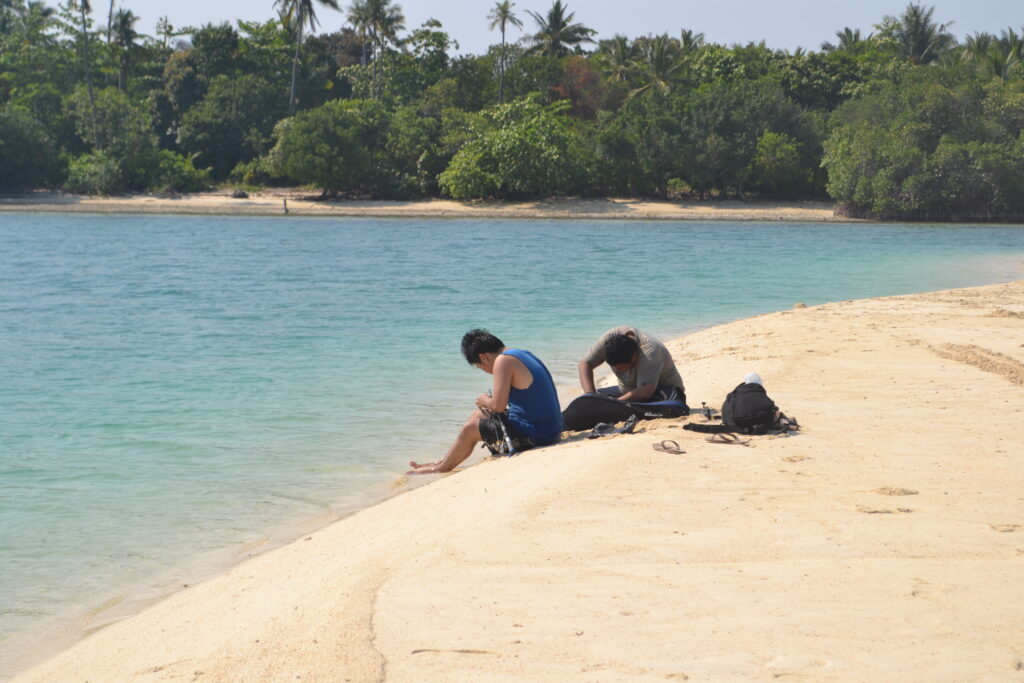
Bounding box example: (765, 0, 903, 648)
(582, 326, 684, 392)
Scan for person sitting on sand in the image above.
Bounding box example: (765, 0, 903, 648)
(407, 329, 562, 474)
(577, 326, 686, 404)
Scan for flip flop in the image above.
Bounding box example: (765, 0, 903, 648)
(706, 433, 751, 446)
(653, 439, 685, 454)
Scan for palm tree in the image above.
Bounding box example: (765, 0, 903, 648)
(966, 28, 1022, 80)
(110, 7, 138, 91)
(364, 0, 404, 98)
(629, 34, 685, 98)
(678, 28, 705, 54)
(822, 27, 872, 53)
(524, 0, 594, 58)
(346, 0, 372, 66)
(105, 0, 113, 42)
(596, 34, 637, 83)
(964, 31, 994, 59)
(886, 2, 954, 65)
(276, 0, 340, 115)
(488, 0, 522, 103)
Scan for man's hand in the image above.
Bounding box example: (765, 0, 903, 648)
(617, 384, 657, 402)
(475, 393, 492, 411)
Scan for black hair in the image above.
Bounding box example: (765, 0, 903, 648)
(604, 333, 638, 365)
(461, 328, 505, 365)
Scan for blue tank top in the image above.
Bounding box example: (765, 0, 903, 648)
(502, 348, 562, 446)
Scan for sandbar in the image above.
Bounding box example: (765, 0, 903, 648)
(14, 281, 1024, 681)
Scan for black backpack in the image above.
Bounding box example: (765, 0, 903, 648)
(720, 382, 778, 434)
(684, 382, 785, 436)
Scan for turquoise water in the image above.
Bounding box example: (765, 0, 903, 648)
(1, 213, 1022, 671)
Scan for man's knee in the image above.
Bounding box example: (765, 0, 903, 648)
(463, 411, 484, 438)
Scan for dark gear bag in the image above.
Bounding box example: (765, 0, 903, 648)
(562, 389, 689, 432)
(685, 383, 797, 435)
(721, 382, 778, 435)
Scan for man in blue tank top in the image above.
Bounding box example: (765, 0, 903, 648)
(407, 329, 562, 474)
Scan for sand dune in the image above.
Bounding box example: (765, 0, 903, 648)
(15, 281, 1024, 681)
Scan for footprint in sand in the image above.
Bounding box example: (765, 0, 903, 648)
(782, 455, 810, 462)
(874, 487, 919, 496)
(989, 524, 1022, 533)
(857, 505, 913, 514)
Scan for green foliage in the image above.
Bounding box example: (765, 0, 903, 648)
(271, 98, 388, 195)
(65, 145, 208, 195)
(438, 96, 593, 199)
(191, 23, 240, 80)
(177, 74, 286, 179)
(0, 0, 1021, 219)
(679, 79, 822, 197)
(130, 149, 210, 194)
(823, 68, 1024, 219)
(65, 150, 126, 194)
(750, 131, 804, 195)
(0, 105, 60, 188)
(598, 79, 821, 198)
(66, 85, 153, 155)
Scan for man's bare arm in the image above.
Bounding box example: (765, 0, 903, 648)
(617, 384, 656, 402)
(475, 355, 517, 412)
(578, 359, 597, 394)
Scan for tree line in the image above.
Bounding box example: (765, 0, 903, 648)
(1, 0, 1022, 220)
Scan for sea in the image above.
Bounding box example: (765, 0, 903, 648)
(1, 213, 1022, 674)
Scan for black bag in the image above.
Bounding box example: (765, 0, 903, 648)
(562, 392, 689, 431)
(684, 382, 786, 435)
(721, 382, 778, 434)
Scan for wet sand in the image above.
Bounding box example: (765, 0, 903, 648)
(14, 281, 1024, 681)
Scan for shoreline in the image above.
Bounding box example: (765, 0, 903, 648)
(0, 191, 853, 222)
(13, 279, 1024, 681)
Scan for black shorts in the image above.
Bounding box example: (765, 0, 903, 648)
(478, 413, 535, 453)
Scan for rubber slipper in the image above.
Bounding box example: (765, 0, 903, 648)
(653, 439, 684, 454)
(706, 433, 751, 446)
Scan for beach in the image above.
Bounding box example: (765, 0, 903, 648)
(13, 279, 1024, 681)
(0, 191, 847, 222)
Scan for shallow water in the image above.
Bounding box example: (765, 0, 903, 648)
(1, 214, 1022, 671)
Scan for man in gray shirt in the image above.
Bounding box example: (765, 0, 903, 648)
(577, 326, 686, 403)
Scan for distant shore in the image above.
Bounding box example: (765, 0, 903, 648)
(0, 190, 851, 222)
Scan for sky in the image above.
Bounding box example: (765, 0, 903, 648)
(109, 0, 1022, 55)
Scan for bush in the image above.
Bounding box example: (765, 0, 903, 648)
(0, 106, 60, 190)
(270, 99, 389, 195)
(438, 96, 593, 199)
(132, 150, 210, 194)
(823, 68, 1024, 220)
(65, 152, 127, 195)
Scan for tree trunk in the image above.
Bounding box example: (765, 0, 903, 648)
(371, 31, 380, 99)
(80, 3, 100, 149)
(288, 9, 304, 115)
(498, 31, 505, 104)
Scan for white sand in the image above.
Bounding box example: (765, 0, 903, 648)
(14, 281, 1024, 681)
(0, 191, 847, 222)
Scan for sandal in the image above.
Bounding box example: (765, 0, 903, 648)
(653, 439, 685, 454)
(706, 433, 751, 446)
